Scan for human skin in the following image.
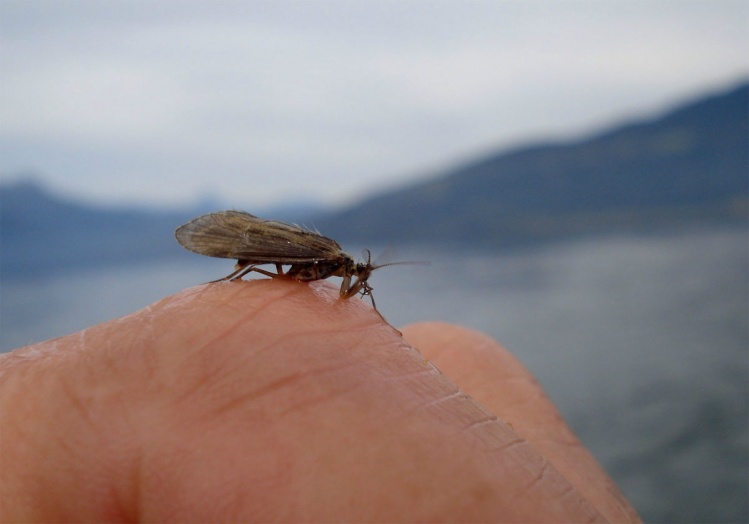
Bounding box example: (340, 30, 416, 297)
(0, 279, 641, 522)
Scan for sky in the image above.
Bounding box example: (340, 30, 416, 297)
(1, 0, 747, 210)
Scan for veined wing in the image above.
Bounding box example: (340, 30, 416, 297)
(175, 210, 343, 262)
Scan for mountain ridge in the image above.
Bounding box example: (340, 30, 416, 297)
(2, 81, 747, 277)
(312, 81, 748, 244)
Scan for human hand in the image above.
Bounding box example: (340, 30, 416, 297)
(1, 279, 640, 522)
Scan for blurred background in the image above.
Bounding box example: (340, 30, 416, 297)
(1, 1, 747, 521)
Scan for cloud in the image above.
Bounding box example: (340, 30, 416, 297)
(1, 1, 747, 208)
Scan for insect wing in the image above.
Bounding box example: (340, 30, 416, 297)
(175, 210, 342, 262)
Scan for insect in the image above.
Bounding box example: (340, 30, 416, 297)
(175, 210, 401, 310)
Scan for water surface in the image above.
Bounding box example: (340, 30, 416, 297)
(2, 223, 747, 522)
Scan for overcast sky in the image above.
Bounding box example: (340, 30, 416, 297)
(1, 0, 747, 210)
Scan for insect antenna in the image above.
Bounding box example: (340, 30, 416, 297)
(363, 248, 430, 271)
(346, 249, 429, 305)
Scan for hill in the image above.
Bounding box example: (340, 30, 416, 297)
(0, 181, 324, 278)
(313, 82, 748, 245)
(2, 81, 747, 278)
(0, 181, 194, 277)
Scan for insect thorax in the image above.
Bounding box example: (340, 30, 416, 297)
(286, 256, 352, 282)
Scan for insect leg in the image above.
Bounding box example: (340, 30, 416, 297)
(212, 262, 289, 282)
(211, 261, 257, 282)
(343, 276, 394, 328)
(228, 265, 293, 281)
(339, 273, 352, 298)
(341, 277, 377, 309)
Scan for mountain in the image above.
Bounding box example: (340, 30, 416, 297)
(0, 181, 324, 278)
(0, 181, 194, 277)
(313, 82, 748, 245)
(2, 81, 747, 278)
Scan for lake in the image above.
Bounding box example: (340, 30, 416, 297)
(2, 222, 747, 522)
